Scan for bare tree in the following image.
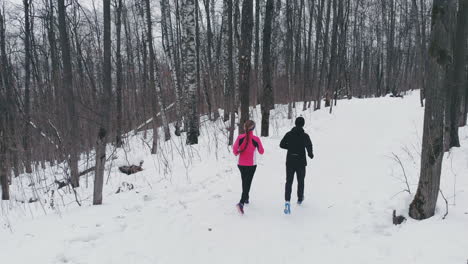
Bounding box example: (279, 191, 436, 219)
(23, 0, 33, 174)
(0, 10, 9, 200)
(145, 0, 171, 153)
(115, 0, 123, 147)
(93, 0, 113, 205)
(261, 0, 274, 136)
(222, 0, 236, 145)
(409, 0, 454, 220)
(238, 0, 255, 132)
(58, 0, 80, 188)
(447, 0, 468, 148)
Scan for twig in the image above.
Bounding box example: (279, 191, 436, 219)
(391, 152, 411, 194)
(72, 188, 82, 207)
(439, 189, 449, 220)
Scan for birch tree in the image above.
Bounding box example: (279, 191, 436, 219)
(182, 0, 199, 145)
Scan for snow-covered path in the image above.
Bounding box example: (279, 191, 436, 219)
(1, 92, 467, 264)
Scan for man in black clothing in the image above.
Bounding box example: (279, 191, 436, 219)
(280, 117, 313, 213)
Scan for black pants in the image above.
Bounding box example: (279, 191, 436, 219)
(238, 165, 257, 204)
(285, 166, 306, 202)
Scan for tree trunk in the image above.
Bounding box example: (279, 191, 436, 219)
(409, 0, 453, 220)
(0, 10, 10, 200)
(303, 0, 315, 111)
(23, 0, 33, 174)
(448, 0, 468, 148)
(145, 0, 171, 152)
(115, 0, 123, 147)
(261, 0, 274, 137)
(325, 0, 338, 107)
(312, 0, 325, 109)
(285, 0, 293, 119)
(182, 0, 199, 145)
(254, 0, 261, 106)
(93, 0, 112, 205)
(238, 0, 254, 133)
(223, 0, 236, 145)
(161, 0, 183, 136)
(317, 0, 332, 109)
(58, 0, 80, 188)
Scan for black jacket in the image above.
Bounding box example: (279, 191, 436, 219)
(280, 127, 314, 167)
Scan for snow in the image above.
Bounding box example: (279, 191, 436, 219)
(1, 91, 468, 264)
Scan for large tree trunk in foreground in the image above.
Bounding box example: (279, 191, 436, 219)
(409, 0, 453, 220)
(448, 0, 468, 148)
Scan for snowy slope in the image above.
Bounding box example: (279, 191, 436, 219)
(1, 91, 467, 264)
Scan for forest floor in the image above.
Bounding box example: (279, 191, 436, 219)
(1, 91, 467, 264)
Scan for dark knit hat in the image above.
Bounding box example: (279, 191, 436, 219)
(295, 117, 305, 128)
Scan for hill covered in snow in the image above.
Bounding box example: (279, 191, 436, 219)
(1, 91, 467, 264)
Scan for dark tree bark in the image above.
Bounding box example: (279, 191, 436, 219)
(115, 0, 123, 147)
(312, 0, 325, 109)
(303, 0, 315, 111)
(222, 0, 236, 145)
(0, 113, 8, 200)
(238, 0, 254, 133)
(23, 0, 33, 174)
(203, 0, 217, 120)
(261, 0, 274, 137)
(317, 0, 332, 110)
(285, 0, 293, 119)
(254, 0, 261, 105)
(58, 0, 80, 188)
(409, 0, 453, 220)
(325, 0, 338, 107)
(0, 10, 10, 200)
(93, 0, 113, 205)
(448, 0, 468, 148)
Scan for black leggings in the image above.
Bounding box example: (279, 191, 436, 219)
(238, 165, 257, 204)
(285, 166, 306, 202)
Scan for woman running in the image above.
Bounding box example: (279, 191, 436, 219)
(233, 120, 264, 215)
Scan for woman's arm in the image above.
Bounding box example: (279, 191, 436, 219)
(256, 137, 265, 155)
(233, 136, 241, 156)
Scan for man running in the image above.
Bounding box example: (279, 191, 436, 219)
(280, 117, 314, 214)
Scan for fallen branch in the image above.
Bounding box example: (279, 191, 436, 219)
(79, 167, 95, 177)
(119, 161, 144, 175)
(131, 103, 175, 134)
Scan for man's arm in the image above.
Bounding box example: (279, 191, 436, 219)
(280, 133, 289, 149)
(305, 134, 313, 158)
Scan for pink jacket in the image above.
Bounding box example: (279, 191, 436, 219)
(233, 131, 264, 166)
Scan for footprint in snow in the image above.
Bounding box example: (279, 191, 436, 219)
(211, 194, 222, 199)
(143, 194, 155, 202)
(69, 233, 102, 243)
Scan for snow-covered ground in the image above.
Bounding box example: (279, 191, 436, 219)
(1, 91, 467, 264)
